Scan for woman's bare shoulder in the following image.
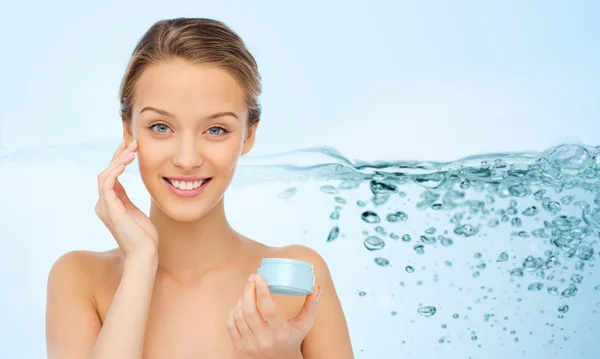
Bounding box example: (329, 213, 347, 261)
(48, 248, 124, 288)
(262, 244, 330, 274)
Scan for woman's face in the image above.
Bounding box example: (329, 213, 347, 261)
(123, 58, 257, 222)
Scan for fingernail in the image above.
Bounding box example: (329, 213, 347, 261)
(248, 274, 255, 283)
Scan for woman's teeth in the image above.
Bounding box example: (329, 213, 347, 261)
(168, 179, 206, 190)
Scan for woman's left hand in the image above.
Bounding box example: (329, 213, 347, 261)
(226, 273, 320, 359)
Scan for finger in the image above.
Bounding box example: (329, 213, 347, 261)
(108, 143, 137, 173)
(242, 279, 268, 334)
(253, 274, 285, 328)
(114, 179, 133, 207)
(110, 141, 128, 162)
(234, 297, 254, 340)
(100, 162, 126, 207)
(105, 140, 137, 173)
(97, 142, 136, 195)
(226, 309, 242, 343)
(102, 150, 136, 203)
(290, 285, 320, 331)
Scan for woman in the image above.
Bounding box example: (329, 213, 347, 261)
(45, 17, 354, 359)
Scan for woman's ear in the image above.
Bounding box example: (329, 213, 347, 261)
(241, 121, 259, 156)
(122, 119, 134, 143)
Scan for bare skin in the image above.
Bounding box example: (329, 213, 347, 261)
(45, 58, 354, 358)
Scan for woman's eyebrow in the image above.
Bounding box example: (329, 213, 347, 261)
(139, 106, 239, 121)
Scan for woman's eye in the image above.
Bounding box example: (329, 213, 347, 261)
(207, 127, 228, 136)
(150, 123, 171, 133)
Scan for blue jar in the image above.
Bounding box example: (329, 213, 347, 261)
(257, 258, 315, 296)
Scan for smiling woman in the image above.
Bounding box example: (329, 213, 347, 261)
(45, 17, 354, 359)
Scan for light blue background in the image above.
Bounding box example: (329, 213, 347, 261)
(0, 1, 598, 358)
(0, 0, 598, 161)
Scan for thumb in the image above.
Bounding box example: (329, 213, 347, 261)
(114, 180, 134, 207)
(290, 285, 320, 332)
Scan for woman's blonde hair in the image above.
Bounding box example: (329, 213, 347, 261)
(119, 17, 262, 126)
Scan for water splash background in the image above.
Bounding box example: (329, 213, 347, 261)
(0, 141, 599, 358)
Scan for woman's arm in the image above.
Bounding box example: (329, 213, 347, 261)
(46, 250, 158, 359)
(284, 245, 355, 359)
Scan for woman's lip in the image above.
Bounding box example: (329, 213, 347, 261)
(164, 176, 208, 182)
(163, 177, 211, 198)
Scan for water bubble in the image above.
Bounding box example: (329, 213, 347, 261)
(327, 226, 339, 242)
(414, 173, 447, 189)
(436, 236, 452, 247)
(401, 234, 411, 242)
(370, 180, 397, 196)
(320, 185, 339, 195)
(361, 211, 381, 224)
(522, 206, 539, 216)
(558, 304, 569, 314)
(356, 200, 367, 207)
(582, 208, 600, 232)
(374, 257, 389, 267)
(358, 291, 367, 296)
(372, 195, 390, 206)
(453, 313, 459, 319)
(334, 196, 347, 204)
(575, 200, 591, 210)
(420, 235, 436, 245)
(330, 211, 340, 220)
(405, 265, 415, 273)
(549, 144, 591, 175)
(543, 199, 562, 214)
(548, 286, 559, 295)
(528, 282, 544, 291)
(417, 306, 437, 317)
(523, 256, 543, 271)
(454, 224, 480, 237)
(595, 285, 600, 291)
(496, 252, 509, 262)
(511, 217, 522, 227)
(460, 179, 471, 189)
(510, 268, 524, 277)
(561, 195, 574, 205)
(561, 283, 578, 298)
(487, 219, 500, 229)
(386, 211, 408, 223)
(416, 191, 441, 209)
(364, 236, 385, 251)
(534, 189, 547, 200)
(570, 274, 583, 283)
(508, 183, 531, 197)
(532, 228, 550, 238)
(413, 244, 425, 255)
(277, 187, 297, 199)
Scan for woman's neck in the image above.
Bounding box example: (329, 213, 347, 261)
(148, 198, 246, 284)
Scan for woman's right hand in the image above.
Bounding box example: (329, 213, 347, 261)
(95, 140, 159, 259)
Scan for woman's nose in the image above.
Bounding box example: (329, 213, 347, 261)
(172, 137, 203, 170)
